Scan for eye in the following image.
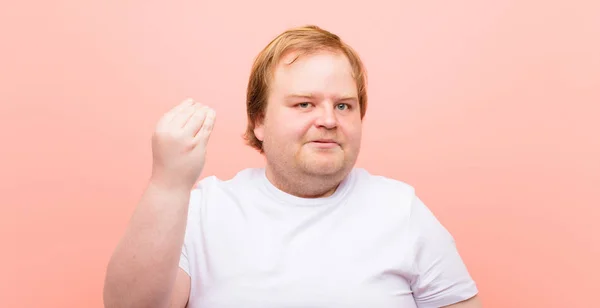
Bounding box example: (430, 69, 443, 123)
(336, 103, 349, 110)
(298, 102, 311, 108)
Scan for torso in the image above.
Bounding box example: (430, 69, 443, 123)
(178, 168, 470, 307)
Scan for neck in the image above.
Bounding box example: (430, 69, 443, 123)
(264, 165, 344, 198)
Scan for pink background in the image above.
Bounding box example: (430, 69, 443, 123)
(1, 1, 599, 307)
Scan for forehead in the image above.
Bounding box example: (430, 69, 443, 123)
(270, 50, 357, 98)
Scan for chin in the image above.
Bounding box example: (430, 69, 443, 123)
(300, 156, 347, 176)
(295, 147, 357, 176)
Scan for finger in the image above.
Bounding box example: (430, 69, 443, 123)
(183, 105, 209, 137)
(162, 98, 194, 123)
(193, 109, 216, 146)
(170, 101, 198, 127)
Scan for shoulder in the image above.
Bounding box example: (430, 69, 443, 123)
(351, 172, 479, 306)
(351, 168, 417, 205)
(353, 167, 414, 190)
(344, 168, 429, 231)
(350, 168, 449, 236)
(186, 168, 262, 212)
(193, 168, 261, 193)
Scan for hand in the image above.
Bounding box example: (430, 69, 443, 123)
(149, 98, 216, 190)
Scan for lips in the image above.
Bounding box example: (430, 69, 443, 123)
(312, 139, 337, 144)
(308, 139, 340, 148)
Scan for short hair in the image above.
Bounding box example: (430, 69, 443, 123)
(243, 25, 368, 153)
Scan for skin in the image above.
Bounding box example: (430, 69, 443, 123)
(254, 50, 363, 198)
(103, 99, 214, 308)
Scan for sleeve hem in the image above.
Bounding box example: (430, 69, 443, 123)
(179, 257, 190, 277)
(416, 285, 479, 308)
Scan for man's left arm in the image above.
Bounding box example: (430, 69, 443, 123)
(407, 195, 482, 308)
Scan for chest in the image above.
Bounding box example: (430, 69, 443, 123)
(189, 199, 417, 307)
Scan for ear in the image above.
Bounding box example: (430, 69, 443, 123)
(253, 118, 265, 142)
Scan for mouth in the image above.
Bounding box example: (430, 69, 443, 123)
(309, 139, 340, 148)
(311, 139, 338, 144)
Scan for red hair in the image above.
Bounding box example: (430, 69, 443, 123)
(243, 25, 368, 152)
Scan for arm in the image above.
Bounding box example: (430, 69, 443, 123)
(103, 99, 216, 308)
(169, 268, 191, 308)
(408, 195, 481, 308)
(103, 183, 192, 308)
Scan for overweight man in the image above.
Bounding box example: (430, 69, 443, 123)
(103, 25, 482, 308)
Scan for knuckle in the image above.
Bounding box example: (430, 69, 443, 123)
(184, 138, 197, 149)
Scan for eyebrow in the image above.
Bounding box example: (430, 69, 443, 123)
(285, 94, 314, 100)
(284, 93, 358, 101)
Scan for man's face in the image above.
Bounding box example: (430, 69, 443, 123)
(254, 50, 363, 179)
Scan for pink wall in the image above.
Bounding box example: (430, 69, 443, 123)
(1, 1, 599, 307)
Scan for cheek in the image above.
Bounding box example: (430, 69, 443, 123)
(341, 119, 363, 144)
(270, 115, 312, 139)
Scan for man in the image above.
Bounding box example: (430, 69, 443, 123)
(103, 25, 482, 308)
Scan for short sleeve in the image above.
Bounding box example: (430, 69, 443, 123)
(408, 195, 478, 308)
(179, 240, 190, 276)
(178, 187, 204, 277)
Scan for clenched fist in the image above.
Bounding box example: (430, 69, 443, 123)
(149, 99, 216, 190)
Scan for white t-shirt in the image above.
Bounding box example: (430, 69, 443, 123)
(179, 168, 478, 308)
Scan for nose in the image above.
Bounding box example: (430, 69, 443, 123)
(314, 104, 338, 129)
